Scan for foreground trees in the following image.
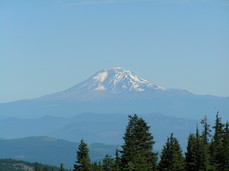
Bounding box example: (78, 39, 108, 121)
(120, 114, 157, 171)
(74, 114, 157, 171)
(185, 128, 205, 171)
(209, 113, 229, 170)
(185, 113, 229, 171)
(73, 113, 228, 171)
(74, 140, 92, 171)
(159, 133, 184, 171)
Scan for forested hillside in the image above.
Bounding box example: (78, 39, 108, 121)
(0, 137, 118, 168)
(0, 159, 64, 171)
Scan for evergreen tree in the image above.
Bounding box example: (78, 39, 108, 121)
(120, 114, 157, 171)
(103, 154, 115, 171)
(74, 139, 91, 171)
(34, 162, 41, 171)
(200, 115, 211, 171)
(185, 133, 198, 171)
(185, 126, 205, 171)
(222, 121, 229, 170)
(92, 162, 103, 171)
(201, 115, 211, 145)
(159, 133, 184, 171)
(60, 163, 65, 171)
(114, 149, 121, 171)
(43, 166, 49, 171)
(194, 125, 205, 170)
(209, 112, 225, 170)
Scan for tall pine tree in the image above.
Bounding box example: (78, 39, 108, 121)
(159, 133, 185, 171)
(185, 133, 198, 171)
(201, 115, 211, 145)
(74, 139, 91, 171)
(185, 126, 205, 171)
(209, 112, 225, 170)
(60, 163, 65, 171)
(120, 114, 157, 171)
(34, 162, 41, 171)
(200, 115, 211, 171)
(222, 121, 229, 170)
(103, 154, 115, 171)
(114, 149, 121, 171)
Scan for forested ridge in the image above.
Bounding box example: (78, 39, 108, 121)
(1, 113, 228, 171)
(0, 159, 66, 171)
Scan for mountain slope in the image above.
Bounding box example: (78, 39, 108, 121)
(0, 67, 228, 119)
(0, 136, 118, 168)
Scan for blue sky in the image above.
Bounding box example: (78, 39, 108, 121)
(0, 0, 229, 103)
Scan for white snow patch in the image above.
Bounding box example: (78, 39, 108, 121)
(112, 67, 123, 70)
(95, 85, 106, 91)
(156, 85, 167, 91)
(133, 84, 140, 88)
(137, 88, 145, 92)
(122, 85, 127, 88)
(112, 73, 124, 86)
(130, 74, 141, 82)
(93, 71, 108, 82)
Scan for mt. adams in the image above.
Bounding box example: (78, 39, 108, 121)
(42, 67, 189, 101)
(1, 67, 228, 119)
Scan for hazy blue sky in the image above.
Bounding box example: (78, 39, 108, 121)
(1, 0, 229, 103)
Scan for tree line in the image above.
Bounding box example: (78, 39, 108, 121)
(33, 162, 69, 171)
(73, 113, 229, 171)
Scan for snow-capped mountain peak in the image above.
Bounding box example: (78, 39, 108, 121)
(45, 67, 191, 101)
(89, 67, 166, 93)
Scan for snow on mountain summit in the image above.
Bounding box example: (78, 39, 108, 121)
(89, 67, 167, 93)
(41, 67, 191, 101)
(93, 70, 109, 82)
